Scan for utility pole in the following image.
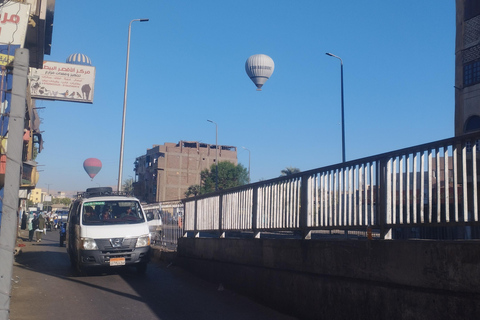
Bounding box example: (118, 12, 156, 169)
(0, 49, 29, 320)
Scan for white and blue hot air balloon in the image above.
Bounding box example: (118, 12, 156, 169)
(245, 54, 274, 91)
(66, 53, 92, 66)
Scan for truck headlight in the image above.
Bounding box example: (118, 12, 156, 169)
(81, 238, 98, 250)
(136, 234, 150, 247)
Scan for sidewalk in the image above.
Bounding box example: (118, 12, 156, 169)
(14, 227, 56, 256)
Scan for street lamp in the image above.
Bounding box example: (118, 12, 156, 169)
(117, 18, 149, 192)
(242, 146, 251, 183)
(326, 52, 346, 163)
(207, 119, 218, 191)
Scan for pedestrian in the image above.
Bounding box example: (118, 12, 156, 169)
(27, 212, 35, 241)
(21, 211, 27, 230)
(36, 212, 46, 242)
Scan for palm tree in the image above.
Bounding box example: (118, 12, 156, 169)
(280, 166, 301, 176)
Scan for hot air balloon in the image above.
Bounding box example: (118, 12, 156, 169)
(245, 54, 275, 91)
(83, 158, 102, 180)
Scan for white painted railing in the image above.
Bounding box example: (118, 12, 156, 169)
(183, 132, 480, 240)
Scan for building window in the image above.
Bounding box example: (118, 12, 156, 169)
(465, 115, 480, 133)
(464, 60, 480, 87)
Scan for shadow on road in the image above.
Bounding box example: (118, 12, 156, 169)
(12, 230, 296, 320)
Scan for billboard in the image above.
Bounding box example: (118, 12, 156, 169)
(0, 1, 30, 66)
(29, 61, 95, 103)
(0, 2, 30, 46)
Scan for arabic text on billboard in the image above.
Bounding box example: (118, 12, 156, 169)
(29, 61, 96, 104)
(0, 2, 30, 46)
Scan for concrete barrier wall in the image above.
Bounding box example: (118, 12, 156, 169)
(176, 238, 480, 320)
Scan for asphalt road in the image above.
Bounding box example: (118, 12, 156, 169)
(10, 229, 297, 320)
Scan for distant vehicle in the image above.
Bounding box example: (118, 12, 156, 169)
(145, 209, 163, 244)
(66, 187, 153, 274)
(59, 222, 66, 247)
(56, 210, 69, 223)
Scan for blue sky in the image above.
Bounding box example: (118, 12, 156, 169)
(35, 1, 455, 194)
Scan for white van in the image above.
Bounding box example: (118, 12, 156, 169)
(66, 187, 152, 274)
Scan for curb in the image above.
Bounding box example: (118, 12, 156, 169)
(151, 246, 177, 264)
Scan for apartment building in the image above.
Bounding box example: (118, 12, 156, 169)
(134, 141, 237, 203)
(29, 188, 43, 204)
(455, 0, 480, 135)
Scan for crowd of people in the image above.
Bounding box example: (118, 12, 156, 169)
(20, 211, 62, 242)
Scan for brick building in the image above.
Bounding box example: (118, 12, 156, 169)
(133, 141, 237, 203)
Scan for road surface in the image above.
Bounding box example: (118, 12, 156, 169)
(9, 229, 297, 320)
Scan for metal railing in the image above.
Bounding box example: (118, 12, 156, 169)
(143, 201, 184, 250)
(183, 132, 480, 240)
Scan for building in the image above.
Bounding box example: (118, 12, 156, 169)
(55, 191, 66, 198)
(133, 141, 237, 203)
(455, 0, 480, 135)
(29, 188, 43, 204)
(0, 0, 55, 217)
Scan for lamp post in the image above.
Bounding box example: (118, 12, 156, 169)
(207, 119, 218, 191)
(46, 183, 52, 212)
(326, 52, 346, 163)
(117, 18, 149, 192)
(242, 146, 251, 183)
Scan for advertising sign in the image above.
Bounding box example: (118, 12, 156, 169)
(0, 53, 14, 66)
(29, 61, 95, 104)
(0, 2, 30, 46)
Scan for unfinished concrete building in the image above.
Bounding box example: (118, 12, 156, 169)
(455, 0, 480, 135)
(133, 141, 237, 203)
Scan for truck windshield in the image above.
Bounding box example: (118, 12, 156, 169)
(81, 200, 145, 225)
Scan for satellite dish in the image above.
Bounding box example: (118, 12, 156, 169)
(83, 158, 102, 180)
(245, 54, 275, 91)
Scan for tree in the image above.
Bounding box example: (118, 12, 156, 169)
(280, 166, 301, 176)
(123, 177, 134, 194)
(50, 197, 71, 206)
(187, 161, 249, 196)
(43, 197, 71, 211)
(185, 185, 201, 198)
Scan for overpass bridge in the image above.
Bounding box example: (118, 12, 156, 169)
(161, 132, 480, 319)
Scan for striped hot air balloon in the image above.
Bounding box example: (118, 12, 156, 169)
(83, 158, 102, 179)
(245, 54, 275, 91)
(66, 53, 92, 66)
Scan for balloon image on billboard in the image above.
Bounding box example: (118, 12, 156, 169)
(245, 54, 275, 91)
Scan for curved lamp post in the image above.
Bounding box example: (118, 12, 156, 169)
(117, 18, 149, 192)
(326, 52, 346, 163)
